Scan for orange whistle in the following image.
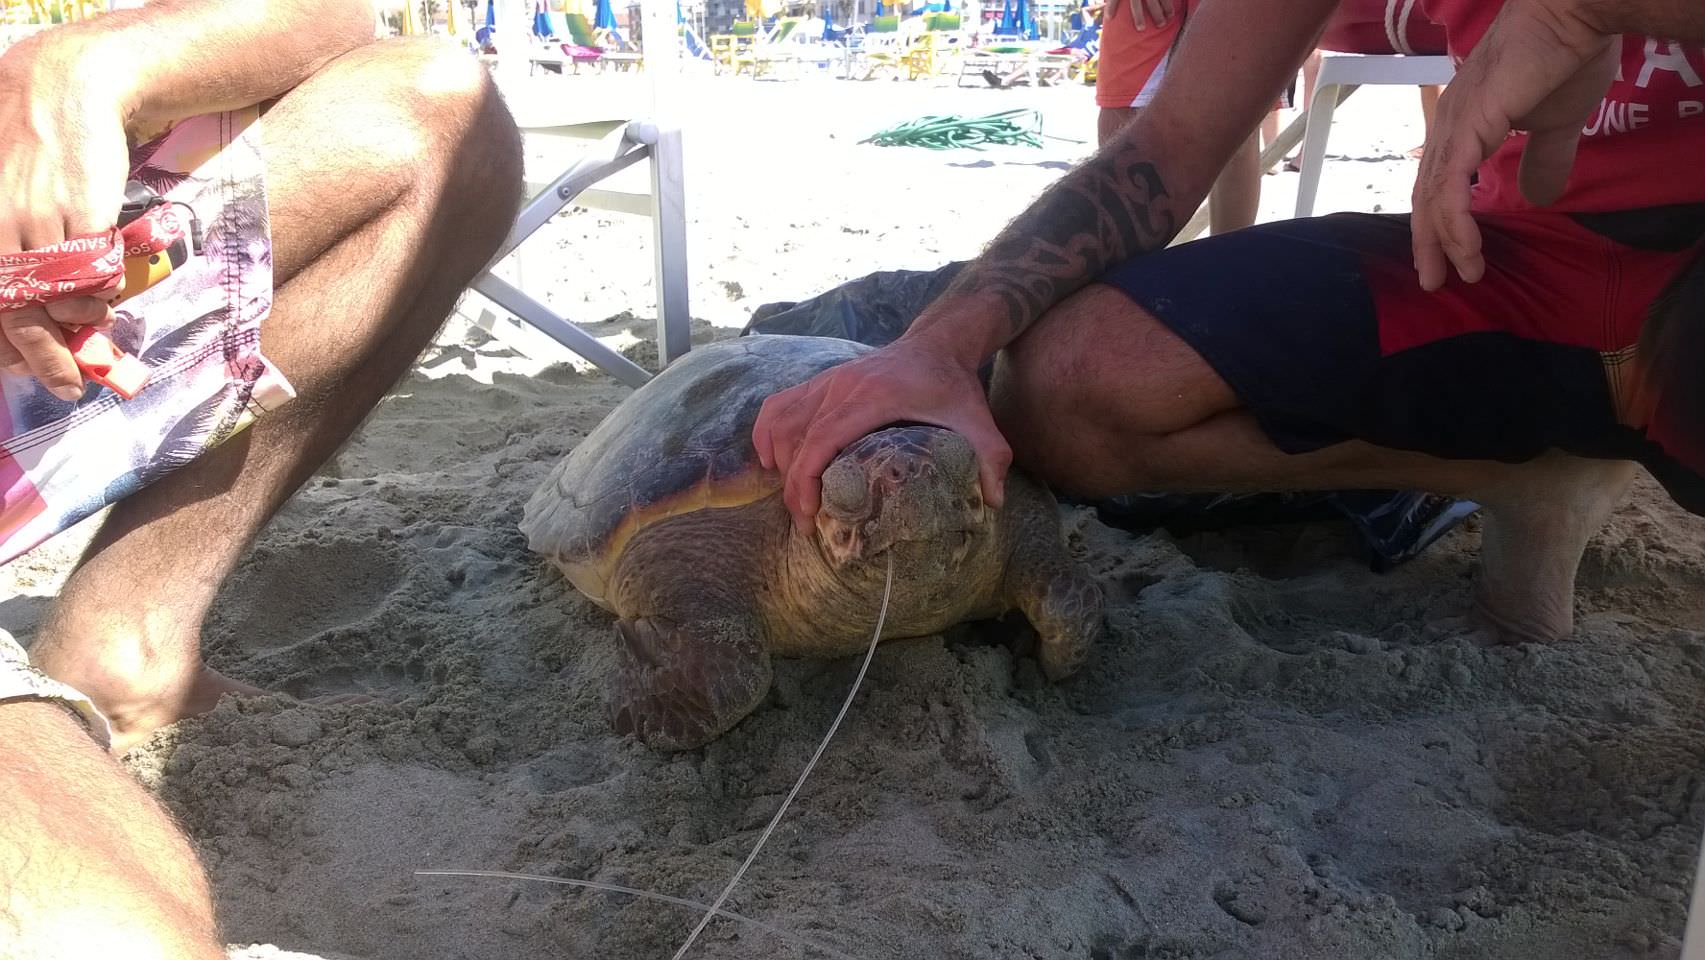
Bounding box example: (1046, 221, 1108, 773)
(65, 326, 150, 400)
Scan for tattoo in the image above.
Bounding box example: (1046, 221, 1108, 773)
(936, 143, 1180, 341)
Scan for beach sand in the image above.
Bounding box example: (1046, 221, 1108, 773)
(4, 74, 1703, 959)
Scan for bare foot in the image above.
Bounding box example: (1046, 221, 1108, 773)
(1470, 455, 1636, 643)
(30, 635, 268, 754)
(100, 666, 267, 755)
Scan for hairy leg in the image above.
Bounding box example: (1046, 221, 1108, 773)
(0, 701, 222, 960)
(31, 38, 522, 752)
(989, 284, 1634, 641)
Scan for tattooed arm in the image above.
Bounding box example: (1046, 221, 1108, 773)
(753, 0, 1338, 527)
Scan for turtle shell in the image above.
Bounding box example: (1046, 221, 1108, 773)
(520, 335, 873, 607)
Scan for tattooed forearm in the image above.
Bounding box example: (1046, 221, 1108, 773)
(930, 140, 1182, 342)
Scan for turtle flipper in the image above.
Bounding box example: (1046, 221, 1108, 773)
(1000, 483, 1105, 680)
(608, 614, 773, 751)
(1014, 564, 1103, 680)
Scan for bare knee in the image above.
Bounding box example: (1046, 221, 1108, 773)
(310, 39, 522, 241)
(384, 40, 522, 195)
(990, 284, 1235, 492)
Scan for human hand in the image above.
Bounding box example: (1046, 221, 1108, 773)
(1410, 0, 1616, 291)
(0, 36, 132, 399)
(1105, 0, 1173, 31)
(0, 299, 116, 401)
(752, 334, 1013, 532)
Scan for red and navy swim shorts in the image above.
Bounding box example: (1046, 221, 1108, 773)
(1100, 206, 1705, 512)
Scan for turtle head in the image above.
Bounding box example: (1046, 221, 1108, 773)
(815, 425, 991, 570)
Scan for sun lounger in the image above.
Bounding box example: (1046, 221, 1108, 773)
(955, 43, 1034, 87)
(562, 12, 642, 71)
(528, 41, 604, 75)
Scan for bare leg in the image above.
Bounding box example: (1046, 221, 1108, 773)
(1283, 50, 1322, 169)
(0, 701, 222, 959)
(1098, 105, 1134, 148)
(989, 285, 1634, 642)
(1104, 108, 1262, 235)
(1208, 131, 1261, 235)
(1409, 83, 1443, 158)
(31, 39, 522, 753)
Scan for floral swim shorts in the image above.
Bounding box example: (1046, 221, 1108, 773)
(0, 629, 108, 746)
(0, 107, 294, 566)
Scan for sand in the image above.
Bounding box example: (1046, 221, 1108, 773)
(5, 74, 1705, 959)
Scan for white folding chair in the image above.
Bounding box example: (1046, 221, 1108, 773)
(465, 116, 690, 389)
(466, 0, 690, 389)
(1293, 0, 1455, 218)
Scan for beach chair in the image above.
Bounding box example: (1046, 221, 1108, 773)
(462, 111, 691, 389)
(529, 39, 605, 75)
(1292, 0, 1454, 217)
(902, 28, 966, 80)
(955, 42, 1033, 87)
(562, 11, 644, 71)
(736, 16, 833, 77)
(709, 19, 759, 73)
(852, 18, 911, 80)
(900, 13, 964, 79)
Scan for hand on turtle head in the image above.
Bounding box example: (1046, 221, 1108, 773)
(752, 336, 1014, 534)
(1409, 0, 1617, 292)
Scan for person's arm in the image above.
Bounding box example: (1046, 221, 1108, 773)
(753, 0, 1338, 527)
(1412, 0, 1705, 290)
(1578, 0, 1705, 37)
(0, 0, 375, 398)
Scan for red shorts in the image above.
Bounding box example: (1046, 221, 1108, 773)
(1093, 1, 1183, 109)
(1101, 209, 1705, 513)
(1092, 1, 1292, 113)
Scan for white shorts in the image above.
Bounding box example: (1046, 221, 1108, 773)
(0, 630, 110, 748)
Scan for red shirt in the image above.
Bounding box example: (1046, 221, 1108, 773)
(1426, 0, 1705, 214)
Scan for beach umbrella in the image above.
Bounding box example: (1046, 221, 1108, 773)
(533, 0, 556, 36)
(996, 0, 1037, 36)
(873, 0, 884, 15)
(593, 0, 620, 41)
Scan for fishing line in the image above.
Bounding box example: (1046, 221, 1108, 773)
(420, 555, 895, 960)
(669, 553, 895, 960)
(412, 869, 855, 959)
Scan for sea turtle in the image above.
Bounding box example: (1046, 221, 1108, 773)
(520, 335, 1104, 750)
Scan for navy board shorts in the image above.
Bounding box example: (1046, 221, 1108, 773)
(1101, 207, 1705, 514)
